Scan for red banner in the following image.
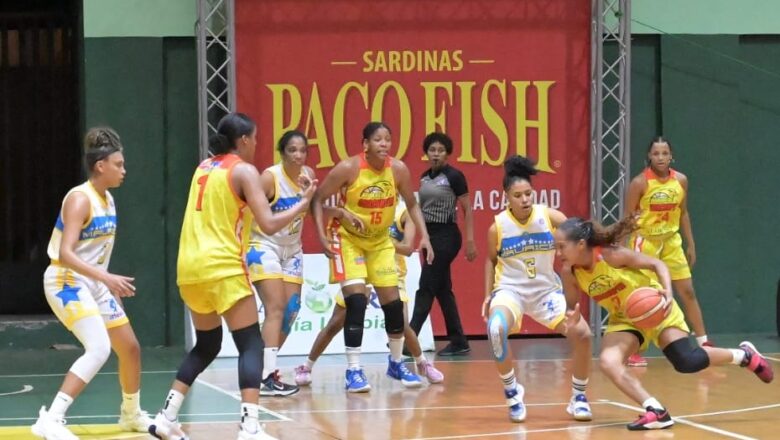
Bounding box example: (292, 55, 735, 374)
(236, 0, 592, 336)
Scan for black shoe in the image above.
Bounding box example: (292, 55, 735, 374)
(259, 370, 299, 397)
(437, 343, 471, 356)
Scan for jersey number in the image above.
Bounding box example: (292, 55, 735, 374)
(370, 211, 383, 225)
(196, 174, 209, 211)
(523, 257, 537, 279)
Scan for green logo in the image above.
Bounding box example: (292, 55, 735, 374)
(304, 279, 333, 313)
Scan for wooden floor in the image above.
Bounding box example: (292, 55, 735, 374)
(1, 335, 779, 439)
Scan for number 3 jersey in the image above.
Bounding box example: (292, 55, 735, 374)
(492, 204, 560, 298)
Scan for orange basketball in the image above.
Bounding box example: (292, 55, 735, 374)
(624, 287, 666, 329)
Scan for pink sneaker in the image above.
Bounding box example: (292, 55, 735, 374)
(417, 360, 444, 384)
(739, 341, 774, 383)
(627, 353, 648, 367)
(294, 365, 312, 386)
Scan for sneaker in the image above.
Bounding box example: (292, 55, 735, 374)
(739, 341, 774, 383)
(437, 343, 471, 356)
(417, 360, 444, 384)
(294, 365, 312, 386)
(118, 409, 153, 432)
(627, 353, 648, 367)
(504, 387, 526, 423)
(31, 406, 78, 440)
(238, 421, 277, 440)
(566, 394, 593, 421)
(260, 370, 300, 397)
(148, 411, 189, 440)
(626, 406, 673, 430)
(345, 368, 371, 393)
(386, 356, 423, 388)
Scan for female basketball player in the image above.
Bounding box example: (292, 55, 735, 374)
(555, 217, 773, 431)
(33, 127, 152, 440)
(311, 121, 434, 392)
(294, 199, 444, 386)
(624, 136, 710, 367)
(149, 113, 315, 440)
(482, 156, 593, 423)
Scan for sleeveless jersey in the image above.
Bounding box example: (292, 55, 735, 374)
(47, 181, 117, 269)
(339, 153, 396, 246)
(572, 247, 661, 323)
(636, 168, 684, 238)
(388, 201, 407, 278)
(251, 164, 309, 246)
(493, 205, 559, 296)
(177, 154, 253, 285)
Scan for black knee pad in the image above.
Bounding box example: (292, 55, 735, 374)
(344, 294, 368, 347)
(176, 326, 222, 385)
(382, 299, 405, 335)
(231, 324, 264, 389)
(662, 338, 710, 373)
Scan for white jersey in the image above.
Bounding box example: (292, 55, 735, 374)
(250, 164, 309, 247)
(47, 181, 117, 269)
(493, 204, 560, 297)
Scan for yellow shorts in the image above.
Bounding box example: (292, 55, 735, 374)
(179, 274, 254, 315)
(335, 280, 409, 308)
(329, 232, 398, 288)
(629, 232, 691, 280)
(605, 300, 690, 352)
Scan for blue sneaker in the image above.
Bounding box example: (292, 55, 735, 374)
(566, 394, 593, 421)
(345, 368, 371, 393)
(504, 387, 526, 422)
(386, 356, 423, 388)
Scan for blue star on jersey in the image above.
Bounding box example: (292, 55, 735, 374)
(56, 283, 81, 307)
(246, 246, 265, 268)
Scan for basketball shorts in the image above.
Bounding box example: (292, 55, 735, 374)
(629, 232, 691, 280)
(329, 231, 398, 288)
(43, 265, 129, 331)
(606, 299, 689, 352)
(246, 240, 303, 284)
(489, 287, 567, 333)
(179, 273, 254, 315)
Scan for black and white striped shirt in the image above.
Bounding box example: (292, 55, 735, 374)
(419, 164, 468, 224)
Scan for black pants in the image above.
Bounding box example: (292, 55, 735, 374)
(410, 223, 468, 347)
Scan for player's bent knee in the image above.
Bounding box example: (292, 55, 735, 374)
(382, 299, 404, 334)
(231, 324, 263, 389)
(281, 293, 301, 335)
(663, 338, 709, 373)
(176, 326, 223, 385)
(487, 312, 509, 362)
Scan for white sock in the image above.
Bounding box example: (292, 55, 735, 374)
(499, 369, 518, 392)
(49, 392, 74, 419)
(240, 402, 259, 434)
(305, 358, 315, 370)
(346, 347, 361, 370)
(161, 390, 185, 421)
(263, 347, 279, 379)
(695, 335, 708, 346)
(730, 348, 746, 366)
(121, 391, 140, 414)
(389, 337, 404, 362)
(572, 376, 588, 397)
(414, 355, 427, 365)
(642, 397, 664, 410)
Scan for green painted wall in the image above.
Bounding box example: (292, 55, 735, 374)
(83, 0, 195, 37)
(632, 0, 780, 34)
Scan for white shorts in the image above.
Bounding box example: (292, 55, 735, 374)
(489, 287, 566, 333)
(246, 240, 303, 284)
(43, 265, 129, 331)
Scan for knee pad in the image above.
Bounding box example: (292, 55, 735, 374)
(662, 338, 710, 373)
(488, 311, 509, 362)
(231, 324, 264, 389)
(344, 294, 368, 347)
(381, 299, 405, 335)
(69, 317, 111, 383)
(176, 326, 223, 386)
(281, 293, 301, 335)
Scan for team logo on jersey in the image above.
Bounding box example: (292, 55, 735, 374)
(648, 188, 679, 212)
(357, 180, 395, 209)
(588, 275, 626, 302)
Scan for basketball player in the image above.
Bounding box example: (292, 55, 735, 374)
(555, 217, 773, 431)
(310, 121, 434, 392)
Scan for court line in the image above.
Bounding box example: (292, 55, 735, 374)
(675, 402, 780, 419)
(194, 378, 292, 422)
(605, 401, 758, 440)
(0, 411, 286, 422)
(279, 401, 580, 414)
(406, 421, 627, 440)
(0, 385, 33, 396)
(764, 355, 780, 362)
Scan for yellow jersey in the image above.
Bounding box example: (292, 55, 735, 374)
(572, 247, 662, 324)
(636, 168, 684, 238)
(338, 153, 396, 248)
(177, 154, 253, 285)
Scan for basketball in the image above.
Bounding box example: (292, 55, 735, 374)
(624, 287, 666, 329)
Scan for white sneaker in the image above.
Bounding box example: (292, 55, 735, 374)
(148, 411, 189, 440)
(118, 408, 153, 432)
(238, 421, 278, 440)
(31, 406, 79, 440)
(566, 394, 593, 421)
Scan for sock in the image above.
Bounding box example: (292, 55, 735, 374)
(642, 397, 664, 411)
(262, 347, 279, 379)
(240, 402, 259, 434)
(120, 391, 140, 414)
(388, 337, 404, 362)
(571, 376, 588, 397)
(695, 335, 708, 346)
(730, 348, 747, 366)
(161, 390, 185, 422)
(305, 358, 315, 370)
(499, 369, 518, 392)
(414, 355, 427, 365)
(346, 347, 361, 370)
(49, 392, 74, 419)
